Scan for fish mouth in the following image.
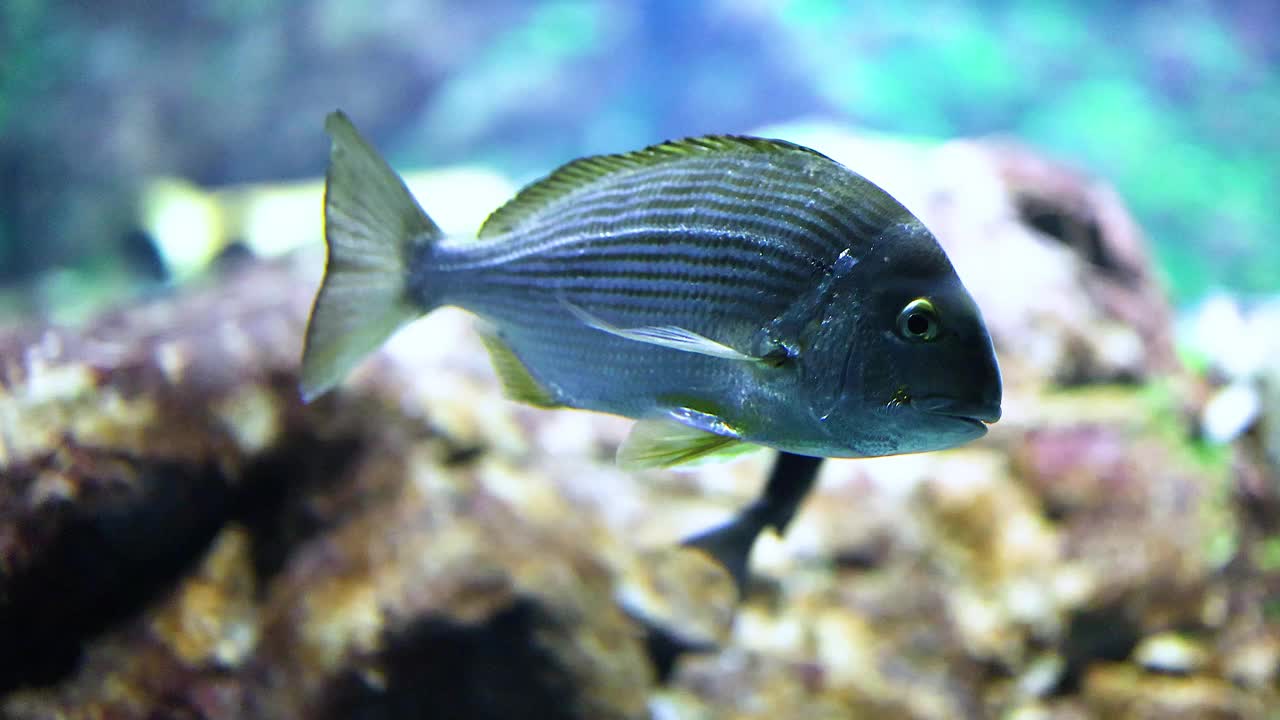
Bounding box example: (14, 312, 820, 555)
(912, 396, 1002, 426)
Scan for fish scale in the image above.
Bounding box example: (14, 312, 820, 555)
(526, 191, 843, 257)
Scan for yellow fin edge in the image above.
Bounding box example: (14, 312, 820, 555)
(617, 417, 759, 470)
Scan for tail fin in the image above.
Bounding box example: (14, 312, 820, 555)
(299, 111, 442, 402)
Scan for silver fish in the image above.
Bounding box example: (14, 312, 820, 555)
(301, 111, 1001, 468)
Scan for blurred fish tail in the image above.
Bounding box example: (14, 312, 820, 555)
(299, 111, 443, 402)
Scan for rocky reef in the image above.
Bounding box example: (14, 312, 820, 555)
(1, 132, 1276, 719)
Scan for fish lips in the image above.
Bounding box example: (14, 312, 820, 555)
(912, 396, 1002, 433)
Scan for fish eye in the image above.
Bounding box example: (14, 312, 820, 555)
(896, 298, 940, 342)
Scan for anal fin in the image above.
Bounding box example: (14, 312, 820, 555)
(477, 327, 561, 408)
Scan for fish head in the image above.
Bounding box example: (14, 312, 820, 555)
(806, 220, 1002, 456)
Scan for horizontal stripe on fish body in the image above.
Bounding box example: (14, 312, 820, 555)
(514, 220, 828, 275)
(483, 253, 813, 298)
(430, 157, 902, 272)
(516, 155, 896, 239)
(432, 231, 822, 338)
(461, 287, 788, 340)
(508, 181, 868, 256)
(433, 202, 840, 274)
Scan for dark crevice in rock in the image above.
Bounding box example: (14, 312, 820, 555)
(1052, 602, 1143, 695)
(209, 241, 256, 276)
(0, 454, 233, 694)
(119, 228, 170, 285)
(831, 535, 893, 571)
(1015, 194, 1139, 285)
(1040, 497, 1071, 523)
(231, 431, 366, 586)
(442, 443, 486, 467)
(320, 599, 584, 720)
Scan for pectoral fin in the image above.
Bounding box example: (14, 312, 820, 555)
(562, 298, 756, 362)
(617, 407, 761, 470)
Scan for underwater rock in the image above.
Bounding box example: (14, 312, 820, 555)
(980, 139, 1178, 379)
(0, 262, 310, 694)
(1224, 635, 1280, 691)
(1133, 631, 1210, 675)
(1180, 292, 1280, 511)
(247, 451, 655, 720)
(1083, 663, 1265, 719)
(1, 131, 1276, 718)
(0, 262, 658, 719)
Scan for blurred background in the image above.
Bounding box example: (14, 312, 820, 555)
(1, 0, 1277, 315)
(3, 2, 1280, 718)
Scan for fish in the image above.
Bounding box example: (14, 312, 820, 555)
(300, 111, 1002, 470)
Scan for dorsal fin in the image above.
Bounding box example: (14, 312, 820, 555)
(477, 135, 835, 239)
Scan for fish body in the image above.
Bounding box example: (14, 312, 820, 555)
(302, 112, 1001, 467)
